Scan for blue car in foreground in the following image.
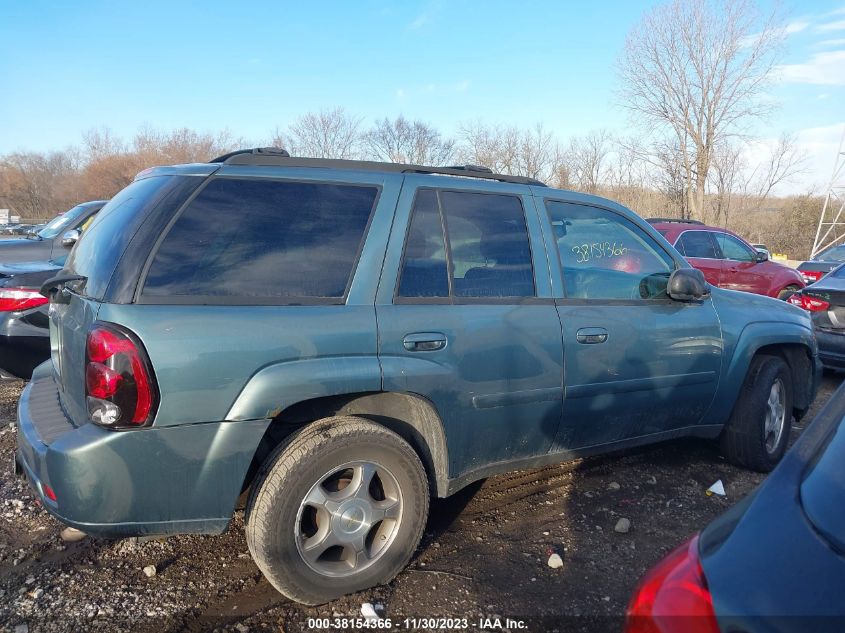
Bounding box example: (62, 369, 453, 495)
(17, 149, 820, 604)
(626, 380, 845, 633)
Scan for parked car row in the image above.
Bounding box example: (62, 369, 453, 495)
(649, 218, 806, 299)
(10, 149, 824, 615)
(0, 200, 106, 379)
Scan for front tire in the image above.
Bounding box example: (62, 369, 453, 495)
(245, 416, 429, 605)
(720, 355, 792, 472)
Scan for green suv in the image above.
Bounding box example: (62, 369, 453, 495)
(16, 148, 820, 604)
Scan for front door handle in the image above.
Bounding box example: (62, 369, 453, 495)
(403, 332, 447, 352)
(576, 327, 608, 344)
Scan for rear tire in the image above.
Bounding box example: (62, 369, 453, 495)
(245, 416, 429, 605)
(777, 285, 801, 300)
(720, 355, 792, 472)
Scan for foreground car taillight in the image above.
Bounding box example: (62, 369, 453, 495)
(624, 534, 718, 633)
(800, 270, 825, 284)
(788, 293, 830, 312)
(0, 287, 48, 312)
(85, 323, 158, 428)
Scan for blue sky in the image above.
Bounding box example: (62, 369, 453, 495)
(1, 0, 844, 192)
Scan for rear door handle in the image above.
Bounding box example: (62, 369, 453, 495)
(576, 327, 608, 344)
(403, 332, 447, 352)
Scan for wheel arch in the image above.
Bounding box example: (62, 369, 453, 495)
(239, 391, 451, 499)
(717, 322, 819, 426)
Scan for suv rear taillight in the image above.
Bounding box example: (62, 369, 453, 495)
(85, 323, 158, 428)
(624, 534, 718, 633)
(0, 288, 48, 312)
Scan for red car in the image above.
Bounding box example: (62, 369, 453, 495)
(648, 219, 805, 299)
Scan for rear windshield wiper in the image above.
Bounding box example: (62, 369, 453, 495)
(40, 274, 87, 299)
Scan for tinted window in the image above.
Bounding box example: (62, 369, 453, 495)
(143, 178, 378, 300)
(676, 231, 719, 259)
(546, 201, 675, 300)
(830, 264, 845, 279)
(67, 176, 199, 299)
(397, 190, 449, 297)
(441, 191, 534, 298)
(818, 244, 845, 263)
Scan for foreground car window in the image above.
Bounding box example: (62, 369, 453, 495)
(142, 178, 378, 301)
(800, 416, 845, 552)
(546, 201, 675, 300)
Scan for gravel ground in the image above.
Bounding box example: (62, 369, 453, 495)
(0, 374, 840, 633)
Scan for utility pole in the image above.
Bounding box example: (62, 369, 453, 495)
(811, 126, 845, 259)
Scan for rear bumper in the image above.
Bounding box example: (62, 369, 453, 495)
(815, 328, 845, 369)
(16, 363, 271, 537)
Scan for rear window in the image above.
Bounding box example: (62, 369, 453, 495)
(830, 264, 845, 279)
(66, 176, 199, 300)
(141, 178, 379, 302)
(818, 244, 845, 263)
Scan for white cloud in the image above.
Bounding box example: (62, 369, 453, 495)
(817, 19, 845, 32)
(786, 20, 810, 34)
(777, 50, 845, 85)
(408, 12, 429, 30)
(816, 38, 845, 48)
(790, 123, 845, 193)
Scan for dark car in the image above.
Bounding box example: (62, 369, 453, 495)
(649, 219, 805, 299)
(17, 149, 820, 605)
(0, 260, 60, 380)
(787, 263, 845, 369)
(796, 242, 845, 284)
(0, 201, 106, 264)
(625, 380, 845, 633)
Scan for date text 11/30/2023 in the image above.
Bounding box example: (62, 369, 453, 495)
(307, 616, 528, 630)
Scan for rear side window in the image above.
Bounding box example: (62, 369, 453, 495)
(396, 189, 535, 300)
(442, 191, 534, 298)
(142, 178, 378, 301)
(676, 231, 719, 259)
(397, 190, 449, 298)
(67, 176, 199, 300)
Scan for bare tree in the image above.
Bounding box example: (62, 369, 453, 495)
(565, 129, 613, 194)
(457, 121, 555, 181)
(617, 0, 783, 219)
(286, 107, 362, 159)
(363, 116, 455, 165)
(0, 150, 81, 218)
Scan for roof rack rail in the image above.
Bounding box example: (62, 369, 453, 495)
(208, 148, 547, 186)
(645, 217, 704, 225)
(210, 147, 291, 163)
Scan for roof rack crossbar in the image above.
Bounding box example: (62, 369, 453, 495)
(209, 148, 547, 186)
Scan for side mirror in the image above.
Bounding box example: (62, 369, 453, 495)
(61, 229, 80, 247)
(668, 268, 708, 301)
(755, 250, 768, 263)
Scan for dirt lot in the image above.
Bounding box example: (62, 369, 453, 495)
(0, 374, 841, 633)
